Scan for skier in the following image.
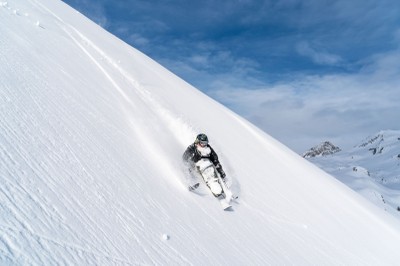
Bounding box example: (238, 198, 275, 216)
(182, 133, 226, 183)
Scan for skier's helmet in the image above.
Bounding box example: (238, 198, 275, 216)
(195, 133, 208, 146)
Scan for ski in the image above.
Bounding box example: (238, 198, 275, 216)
(218, 175, 234, 201)
(188, 182, 200, 191)
(220, 198, 233, 210)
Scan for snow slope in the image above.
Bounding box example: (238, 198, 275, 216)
(2, 0, 400, 264)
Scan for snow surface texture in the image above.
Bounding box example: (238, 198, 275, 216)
(2, 0, 400, 265)
(307, 130, 400, 220)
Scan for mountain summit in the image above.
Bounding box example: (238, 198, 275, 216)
(302, 141, 341, 158)
(2, 0, 400, 264)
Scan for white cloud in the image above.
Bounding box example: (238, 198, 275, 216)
(77, 0, 108, 28)
(128, 33, 150, 47)
(296, 41, 343, 66)
(188, 54, 210, 66)
(208, 48, 400, 153)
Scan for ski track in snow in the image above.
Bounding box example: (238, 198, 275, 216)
(60, 22, 198, 190)
(1, 1, 204, 263)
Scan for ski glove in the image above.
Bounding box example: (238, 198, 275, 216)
(216, 164, 226, 179)
(220, 171, 226, 179)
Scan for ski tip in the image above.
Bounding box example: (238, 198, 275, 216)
(220, 199, 233, 211)
(223, 205, 233, 211)
(188, 183, 200, 191)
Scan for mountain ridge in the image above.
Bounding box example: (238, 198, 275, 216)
(305, 130, 400, 219)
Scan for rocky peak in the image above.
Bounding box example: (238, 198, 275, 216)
(302, 141, 341, 158)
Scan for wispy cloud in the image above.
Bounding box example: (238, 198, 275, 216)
(68, 0, 108, 27)
(296, 41, 343, 66)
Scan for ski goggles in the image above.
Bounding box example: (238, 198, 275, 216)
(198, 140, 208, 146)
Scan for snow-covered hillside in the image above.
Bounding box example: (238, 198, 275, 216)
(306, 130, 400, 220)
(2, 0, 400, 264)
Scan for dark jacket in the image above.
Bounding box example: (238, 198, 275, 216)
(182, 143, 226, 178)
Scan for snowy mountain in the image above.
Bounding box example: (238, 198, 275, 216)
(302, 141, 341, 158)
(306, 130, 400, 219)
(2, 0, 400, 264)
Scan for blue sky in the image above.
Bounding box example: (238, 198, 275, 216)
(63, 0, 400, 152)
